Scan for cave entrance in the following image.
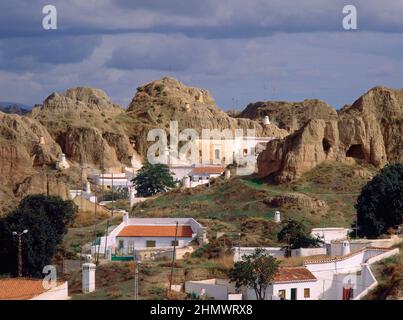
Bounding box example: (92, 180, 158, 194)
(346, 144, 365, 159)
(322, 139, 331, 154)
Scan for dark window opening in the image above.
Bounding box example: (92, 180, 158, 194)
(322, 139, 331, 154)
(346, 144, 365, 159)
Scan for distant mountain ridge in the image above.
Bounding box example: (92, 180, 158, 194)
(0, 102, 31, 115)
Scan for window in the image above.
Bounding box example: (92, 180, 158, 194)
(171, 240, 179, 246)
(146, 240, 156, 248)
(214, 148, 220, 160)
(278, 290, 286, 300)
(304, 288, 310, 298)
(118, 240, 124, 250)
(243, 148, 248, 156)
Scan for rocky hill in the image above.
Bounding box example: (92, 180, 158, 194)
(0, 111, 69, 213)
(126, 77, 288, 155)
(257, 86, 403, 182)
(238, 99, 337, 133)
(30, 87, 140, 168)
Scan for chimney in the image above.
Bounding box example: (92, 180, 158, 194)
(82, 263, 96, 293)
(342, 240, 351, 256)
(39, 136, 45, 145)
(130, 188, 136, 208)
(225, 169, 231, 180)
(123, 212, 129, 225)
(183, 176, 191, 188)
(263, 115, 270, 126)
(86, 182, 91, 194)
(274, 211, 281, 223)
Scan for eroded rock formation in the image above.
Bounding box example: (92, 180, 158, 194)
(257, 86, 403, 182)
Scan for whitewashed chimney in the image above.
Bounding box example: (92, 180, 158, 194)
(130, 188, 136, 208)
(183, 176, 191, 188)
(342, 240, 351, 256)
(274, 211, 281, 223)
(82, 263, 96, 293)
(263, 115, 270, 125)
(225, 169, 231, 180)
(86, 182, 91, 194)
(123, 212, 129, 225)
(39, 136, 45, 145)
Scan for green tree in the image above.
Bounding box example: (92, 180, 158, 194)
(132, 162, 175, 197)
(355, 164, 403, 238)
(0, 195, 77, 277)
(277, 219, 322, 254)
(229, 248, 279, 300)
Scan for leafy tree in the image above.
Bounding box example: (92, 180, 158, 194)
(355, 164, 403, 238)
(0, 195, 77, 277)
(277, 219, 322, 254)
(229, 248, 279, 300)
(99, 187, 129, 202)
(132, 162, 175, 197)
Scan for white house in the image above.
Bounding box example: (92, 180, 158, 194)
(0, 278, 69, 300)
(92, 214, 207, 259)
(329, 235, 403, 256)
(239, 246, 399, 300)
(304, 246, 399, 300)
(245, 267, 318, 300)
(89, 172, 134, 189)
(185, 279, 240, 300)
(310, 228, 350, 244)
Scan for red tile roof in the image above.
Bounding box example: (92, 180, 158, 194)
(117, 225, 193, 238)
(0, 278, 48, 300)
(192, 166, 224, 175)
(273, 267, 317, 283)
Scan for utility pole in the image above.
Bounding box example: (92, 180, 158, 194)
(168, 222, 179, 297)
(134, 261, 141, 300)
(12, 230, 28, 277)
(104, 220, 109, 259)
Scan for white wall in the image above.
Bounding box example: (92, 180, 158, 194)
(185, 279, 233, 300)
(233, 247, 285, 262)
(116, 236, 193, 253)
(272, 281, 317, 300)
(310, 228, 350, 244)
(291, 247, 327, 257)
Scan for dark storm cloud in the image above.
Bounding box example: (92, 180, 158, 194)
(0, 36, 101, 71)
(0, 1, 402, 108)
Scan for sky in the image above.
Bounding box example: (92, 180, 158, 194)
(0, 0, 402, 110)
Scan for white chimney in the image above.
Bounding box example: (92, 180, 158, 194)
(225, 169, 231, 180)
(130, 188, 136, 208)
(61, 153, 66, 162)
(342, 240, 351, 256)
(39, 136, 45, 145)
(183, 176, 191, 188)
(82, 263, 96, 293)
(263, 115, 270, 125)
(123, 212, 129, 225)
(274, 211, 281, 223)
(86, 182, 91, 194)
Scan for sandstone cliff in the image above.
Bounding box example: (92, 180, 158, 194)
(257, 86, 403, 182)
(0, 112, 69, 213)
(239, 99, 337, 133)
(31, 87, 140, 168)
